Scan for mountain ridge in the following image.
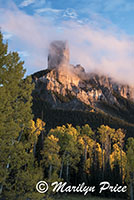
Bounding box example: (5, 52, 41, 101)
(31, 40, 134, 137)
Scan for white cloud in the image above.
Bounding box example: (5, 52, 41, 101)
(19, 0, 35, 8)
(35, 7, 62, 14)
(32, 0, 46, 8)
(63, 8, 78, 19)
(0, 3, 134, 84)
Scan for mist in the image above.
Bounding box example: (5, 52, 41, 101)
(0, 2, 134, 85)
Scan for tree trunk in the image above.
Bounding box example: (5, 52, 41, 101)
(84, 143, 87, 161)
(33, 142, 36, 157)
(41, 109, 44, 120)
(0, 184, 3, 195)
(130, 180, 133, 200)
(102, 145, 104, 179)
(66, 161, 69, 182)
(120, 148, 123, 184)
(60, 162, 63, 179)
(49, 165, 52, 179)
(18, 131, 23, 142)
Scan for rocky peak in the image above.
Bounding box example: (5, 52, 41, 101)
(48, 40, 69, 70)
(32, 40, 134, 113)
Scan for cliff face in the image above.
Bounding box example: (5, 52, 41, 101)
(32, 40, 134, 116)
(33, 67, 134, 109)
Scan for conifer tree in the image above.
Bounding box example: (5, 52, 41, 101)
(0, 31, 43, 199)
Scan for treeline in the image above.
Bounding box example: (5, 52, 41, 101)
(32, 97, 134, 138)
(0, 31, 134, 200)
(36, 122, 134, 199)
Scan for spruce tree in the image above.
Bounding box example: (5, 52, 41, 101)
(0, 32, 43, 199)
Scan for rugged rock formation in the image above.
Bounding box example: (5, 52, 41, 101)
(48, 40, 69, 70)
(32, 41, 134, 114)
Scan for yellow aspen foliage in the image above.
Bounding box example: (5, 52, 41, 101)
(41, 135, 61, 170)
(48, 134, 59, 142)
(78, 135, 94, 160)
(95, 142, 103, 168)
(98, 125, 115, 174)
(48, 124, 81, 181)
(85, 158, 93, 174)
(113, 128, 125, 147)
(29, 118, 45, 152)
(110, 143, 127, 182)
(30, 118, 45, 137)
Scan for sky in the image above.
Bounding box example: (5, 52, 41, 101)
(0, 0, 134, 84)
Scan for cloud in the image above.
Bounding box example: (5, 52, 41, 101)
(32, 0, 46, 8)
(19, 0, 47, 9)
(0, 2, 134, 85)
(63, 8, 78, 19)
(19, 0, 35, 8)
(35, 8, 62, 14)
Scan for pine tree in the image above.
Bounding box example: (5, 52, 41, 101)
(0, 31, 44, 199)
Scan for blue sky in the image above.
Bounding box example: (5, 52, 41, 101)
(0, 0, 134, 83)
(9, 0, 134, 35)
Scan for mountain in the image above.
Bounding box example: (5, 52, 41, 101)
(31, 41, 134, 137)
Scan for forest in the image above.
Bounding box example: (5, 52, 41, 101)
(0, 31, 134, 200)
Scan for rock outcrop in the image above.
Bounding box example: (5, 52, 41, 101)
(32, 41, 134, 113)
(48, 40, 69, 70)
